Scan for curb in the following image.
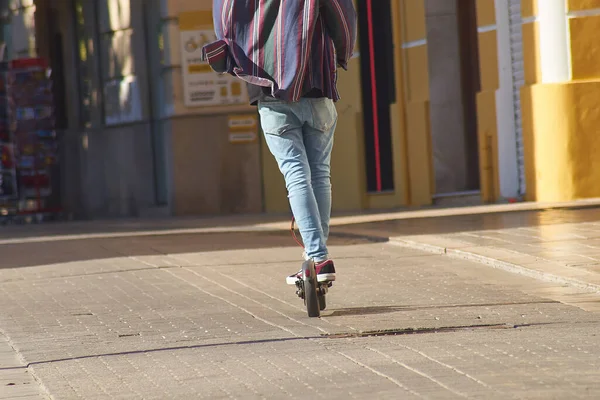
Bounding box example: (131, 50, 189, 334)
(388, 237, 600, 295)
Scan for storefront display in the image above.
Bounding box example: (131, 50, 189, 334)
(0, 62, 17, 206)
(0, 58, 60, 222)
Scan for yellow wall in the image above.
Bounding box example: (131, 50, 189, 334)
(475, 0, 500, 203)
(397, 0, 433, 207)
(260, 0, 365, 213)
(521, 2, 541, 85)
(522, 82, 600, 201)
(569, 14, 600, 80)
(521, 0, 600, 201)
(261, 0, 600, 209)
(260, 55, 366, 214)
(262, 0, 432, 213)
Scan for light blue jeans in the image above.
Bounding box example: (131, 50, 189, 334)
(258, 97, 337, 262)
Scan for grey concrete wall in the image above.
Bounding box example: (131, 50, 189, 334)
(425, 0, 468, 194)
(78, 124, 155, 217)
(49, 0, 159, 218)
(29, 0, 263, 219)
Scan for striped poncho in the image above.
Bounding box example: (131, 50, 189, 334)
(202, 0, 357, 102)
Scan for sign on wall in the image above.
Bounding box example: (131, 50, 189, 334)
(179, 11, 248, 107)
(228, 115, 258, 144)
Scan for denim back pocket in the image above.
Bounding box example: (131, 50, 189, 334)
(258, 102, 298, 136)
(310, 98, 338, 132)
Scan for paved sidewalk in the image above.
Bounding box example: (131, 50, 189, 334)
(2, 201, 600, 398)
(0, 332, 46, 399)
(341, 207, 600, 311)
(1, 226, 600, 398)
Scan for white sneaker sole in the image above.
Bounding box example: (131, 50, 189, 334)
(317, 273, 336, 283)
(286, 274, 336, 285)
(286, 276, 300, 285)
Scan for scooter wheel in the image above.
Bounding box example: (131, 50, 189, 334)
(302, 260, 320, 318)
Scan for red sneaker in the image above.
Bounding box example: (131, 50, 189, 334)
(286, 260, 336, 285)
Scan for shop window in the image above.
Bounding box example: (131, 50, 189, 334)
(73, 0, 142, 127)
(73, 0, 96, 128)
(97, 0, 142, 126)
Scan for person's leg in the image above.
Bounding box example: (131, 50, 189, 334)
(304, 98, 337, 244)
(258, 100, 328, 263)
(287, 97, 338, 284)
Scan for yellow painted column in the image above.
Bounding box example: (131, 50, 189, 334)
(327, 0, 367, 212)
(397, 0, 433, 207)
(522, 0, 600, 201)
(365, 0, 422, 210)
(475, 0, 501, 203)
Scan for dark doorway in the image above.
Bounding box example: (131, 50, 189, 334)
(34, 1, 66, 212)
(357, 0, 395, 193)
(425, 0, 481, 196)
(457, 0, 481, 191)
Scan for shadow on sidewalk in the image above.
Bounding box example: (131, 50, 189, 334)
(325, 299, 559, 317)
(4, 206, 600, 270)
(1, 231, 383, 270)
